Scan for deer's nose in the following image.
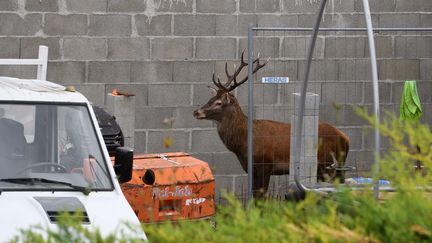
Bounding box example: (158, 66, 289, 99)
(193, 109, 205, 119)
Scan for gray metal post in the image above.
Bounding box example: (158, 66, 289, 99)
(362, 0, 381, 199)
(293, 0, 328, 193)
(247, 24, 254, 201)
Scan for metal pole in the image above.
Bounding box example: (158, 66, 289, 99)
(251, 27, 432, 32)
(362, 0, 381, 200)
(247, 24, 254, 201)
(294, 0, 328, 193)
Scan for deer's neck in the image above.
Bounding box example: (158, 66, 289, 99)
(216, 105, 248, 155)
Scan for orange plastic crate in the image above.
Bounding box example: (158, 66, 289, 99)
(120, 152, 215, 223)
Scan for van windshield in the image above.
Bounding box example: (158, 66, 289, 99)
(0, 103, 113, 191)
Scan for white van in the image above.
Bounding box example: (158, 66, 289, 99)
(0, 76, 146, 241)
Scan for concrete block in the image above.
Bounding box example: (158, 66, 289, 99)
(281, 81, 321, 104)
(239, 37, 280, 59)
(253, 105, 292, 123)
(215, 15, 237, 36)
(364, 81, 392, 104)
(20, 37, 60, 60)
(107, 0, 145, 12)
(194, 152, 245, 175)
(395, 36, 432, 58)
(135, 15, 171, 36)
(173, 106, 213, 128)
(420, 59, 432, 81)
(420, 14, 432, 28)
(0, 0, 18, 11)
(196, 38, 236, 59)
(257, 15, 298, 29)
(299, 13, 378, 29)
(324, 36, 366, 58)
(0, 38, 20, 58)
(289, 93, 319, 185)
(151, 38, 193, 60)
(107, 37, 150, 60)
(134, 131, 146, 153)
(193, 84, 218, 106)
(105, 83, 148, 107)
(0, 13, 42, 36)
(214, 176, 234, 196)
(44, 14, 87, 36)
(123, 137, 134, 149)
(156, 0, 193, 12)
(148, 84, 191, 106)
(88, 61, 131, 83)
(0, 66, 36, 79)
(298, 60, 338, 81)
(338, 59, 371, 81)
(363, 128, 391, 150)
(236, 83, 279, 106)
(216, 15, 259, 36)
(233, 175, 248, 198)
(283, 0, 320, 13)
(370, 36, 393, 58)
(321, 82, 363, 104)
(115, 115, 135, 139)
(196, 0, 236, 13)
(106, 94, 136, 143)
(65, 0, 107, 13)
(74, 84, 106, 106)
(174, 15, 216, 36)
(25, 0, 58, 11)
(106, 94, 136, 116)
(395, 0, 432, 12)
(339, 127, 362, 151)
(135, 107, 175, 129)
(379, 14, 420, 28)
(89, 14, 131, 36)
(354, 0, 395, 12)
(378, 59, 420, 81)
(173, 61, 214, 83)
(257, 0, 280, 13)
(191, 129, 229, 153)
(131, 61, 174, 83)
(239, 0, 255, 13)
(319, 104, 365, 126)
(47, 61, 86, 84)
(63, 38, 106, 60)
(147, 130, 190, 153)
(282, 36, 324, 59)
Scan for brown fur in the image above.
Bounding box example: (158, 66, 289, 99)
(194, 90, 350, 198)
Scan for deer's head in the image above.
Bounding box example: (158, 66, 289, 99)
(193, 51, 267, 122)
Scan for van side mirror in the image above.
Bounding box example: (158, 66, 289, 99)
(114, 147, 133, 183)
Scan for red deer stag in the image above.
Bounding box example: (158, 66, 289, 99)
(193, 51, 350, 198)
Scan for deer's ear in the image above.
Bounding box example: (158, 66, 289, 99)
(221, 93, 232, 104)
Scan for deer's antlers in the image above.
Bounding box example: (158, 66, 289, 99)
(212, 50, 267, 92)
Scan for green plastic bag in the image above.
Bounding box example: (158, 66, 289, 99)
(400, 80, 423, 121)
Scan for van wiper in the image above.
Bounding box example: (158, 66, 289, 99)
(0, 178, 91, 195)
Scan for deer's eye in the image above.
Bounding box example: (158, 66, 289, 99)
(215, 101, 222, 106)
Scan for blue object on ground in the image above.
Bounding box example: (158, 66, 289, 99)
(350, 177, 390, 185)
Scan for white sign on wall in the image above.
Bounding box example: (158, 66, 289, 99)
(261, 77, 289, 84)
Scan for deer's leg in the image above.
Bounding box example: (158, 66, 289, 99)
(252, 164, 271, 199)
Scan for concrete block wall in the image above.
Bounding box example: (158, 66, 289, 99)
(0, 0, 431, 199)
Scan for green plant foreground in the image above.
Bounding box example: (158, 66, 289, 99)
(13, 113, 432, 243)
